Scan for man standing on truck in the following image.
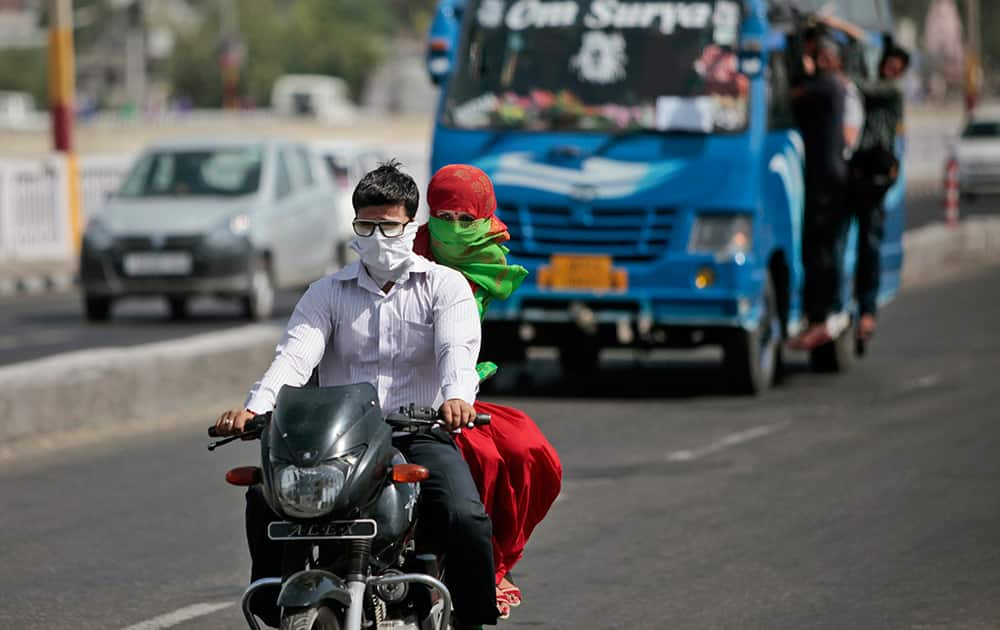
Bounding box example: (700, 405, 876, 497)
(790, 36, 859, 350)
(849, 41, 910, 345)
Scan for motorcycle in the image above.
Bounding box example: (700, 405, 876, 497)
(207, 382, 490, 630)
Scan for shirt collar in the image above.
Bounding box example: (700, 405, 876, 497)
(331, 255, 432, 294)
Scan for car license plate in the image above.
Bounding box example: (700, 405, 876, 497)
(267, 519, 377, 541)
(545, 254, 614, 290)
(123, 252, 192, 276)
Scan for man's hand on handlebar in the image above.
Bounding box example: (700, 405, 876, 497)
(439, 399, 476, 431)
(215, 408, 256, 436)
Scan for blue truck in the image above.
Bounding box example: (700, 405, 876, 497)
(426, 0, 905, 393)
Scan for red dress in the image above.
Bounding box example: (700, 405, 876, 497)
(414, 225, 562, 584)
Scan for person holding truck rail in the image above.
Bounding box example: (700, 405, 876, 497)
(849, 40, 909, 347)
(789, 36, 860, 350)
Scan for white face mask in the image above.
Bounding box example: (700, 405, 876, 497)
(349, 221, 418, 287)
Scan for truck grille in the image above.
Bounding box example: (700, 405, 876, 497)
(497, 205, 676, 262)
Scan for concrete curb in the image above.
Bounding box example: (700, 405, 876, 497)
(901, 217, 1000, 287)
(0, 324, 281, 448)
(1, 217, 999, 456)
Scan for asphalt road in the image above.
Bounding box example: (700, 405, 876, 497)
(1, 263, 998, 630)
(1, 188, 995, 368)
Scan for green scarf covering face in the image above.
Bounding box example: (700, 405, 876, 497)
(427, 216, 529, 317)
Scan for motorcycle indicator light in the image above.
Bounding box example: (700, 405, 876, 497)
(226, 466, 262, 486)
(392, 464, 430, 483)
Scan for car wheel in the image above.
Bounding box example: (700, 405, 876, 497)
(241, 257, 275, 321)
(167, 297, 189, 320)
(83, 295, 112, 322)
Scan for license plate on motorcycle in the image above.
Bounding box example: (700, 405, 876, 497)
(267, 519, 377, 541)
(545, 254, 614, 290)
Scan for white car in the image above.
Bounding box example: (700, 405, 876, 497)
(956, 108, 1000, 198)
(80, 138, 345, 321)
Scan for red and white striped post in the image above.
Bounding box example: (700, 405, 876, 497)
(944, 158, 960, 228)
(48, 0, 82, 253)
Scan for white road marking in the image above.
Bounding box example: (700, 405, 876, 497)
(903, 373, 942, 390)
(666, 422, 791, 462)
(117, 602, 234, 630)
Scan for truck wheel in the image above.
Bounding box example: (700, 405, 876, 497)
(809, 319, 854, 373)
(280, 606, 343, 630)
(83, 295, 112, 322)
(558, 337, 601, 376)
(482, 322, 526, 364)
(241, 257, 275, 321)
(723, 276, 782, 395)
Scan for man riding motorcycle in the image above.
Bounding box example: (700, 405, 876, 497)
(215, 160, 498, 629)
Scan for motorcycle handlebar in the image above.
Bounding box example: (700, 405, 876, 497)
(208, 406, 489, 439)
(207, 413, 270, 438)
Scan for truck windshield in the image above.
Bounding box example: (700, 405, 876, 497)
(442, 0, 747, 134)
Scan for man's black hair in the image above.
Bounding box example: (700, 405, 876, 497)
(352, 159, 420, 218)
(881, 44, 911, 71)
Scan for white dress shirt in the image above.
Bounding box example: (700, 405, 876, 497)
(245, 254, 481, 415)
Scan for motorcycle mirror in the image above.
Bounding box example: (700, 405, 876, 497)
(226, 466, 262, 486)
(391, 464, 430, 483)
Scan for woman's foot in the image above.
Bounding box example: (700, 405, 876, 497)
(495, 591, 511, 620)
(857, 313, 877, 341)
(499, 575, 522, 607)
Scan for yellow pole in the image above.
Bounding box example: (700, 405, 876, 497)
(48, 0, 82, 253)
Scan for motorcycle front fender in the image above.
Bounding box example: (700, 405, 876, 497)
(277, 569, 353, 609)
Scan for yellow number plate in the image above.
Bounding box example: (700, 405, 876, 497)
(544, 254, 614, 290)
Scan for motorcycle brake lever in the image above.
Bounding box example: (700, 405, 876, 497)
(207, 435, 241, 451)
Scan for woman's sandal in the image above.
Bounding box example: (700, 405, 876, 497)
(496, 592, 511, 620)
(499, 575, 522, 607)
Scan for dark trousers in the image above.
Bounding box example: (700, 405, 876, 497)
(245, 432, 497, 627)
(803, 182, 850, 324)
(847, 153, 895, 317)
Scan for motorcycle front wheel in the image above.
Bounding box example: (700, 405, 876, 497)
(280, 606, 343, 630)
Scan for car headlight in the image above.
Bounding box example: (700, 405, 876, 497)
(688, 214, 753, 259)
(274, 448, 363, 519)
(83, 217, 114, 250)
(205, 214, 251, 249)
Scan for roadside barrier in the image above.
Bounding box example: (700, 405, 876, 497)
(0, 155, 129, 263)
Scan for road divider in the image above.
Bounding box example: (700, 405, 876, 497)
(1, 217, 999, 457)
(0, 324, 282, 453)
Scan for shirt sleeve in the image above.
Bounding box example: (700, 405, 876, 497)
(432, 268, 482, 405)
(245, 280, 334, 414)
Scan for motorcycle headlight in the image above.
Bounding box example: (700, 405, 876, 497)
(688, 214, 753, 260)
(83, 217, 114, 250)
(274, 448, 363, 519)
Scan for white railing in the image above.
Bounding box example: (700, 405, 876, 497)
(0, 154, 130, 263)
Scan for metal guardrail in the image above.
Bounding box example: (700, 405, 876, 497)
(0, 155, 130, 263)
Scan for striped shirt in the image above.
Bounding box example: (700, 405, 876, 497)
(245, 255, 481, 415)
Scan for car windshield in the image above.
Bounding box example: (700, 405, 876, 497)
(962, 121, 1000, 139)
(118, 147, 264, 198)
(442, 0, 747, 134)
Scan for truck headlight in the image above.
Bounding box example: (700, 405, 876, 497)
(688, 214, 753, 259)
(273, 448, 362, 519)
(83, 217, 114, 250)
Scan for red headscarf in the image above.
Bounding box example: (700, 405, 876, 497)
(415, 164, 511, 259)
